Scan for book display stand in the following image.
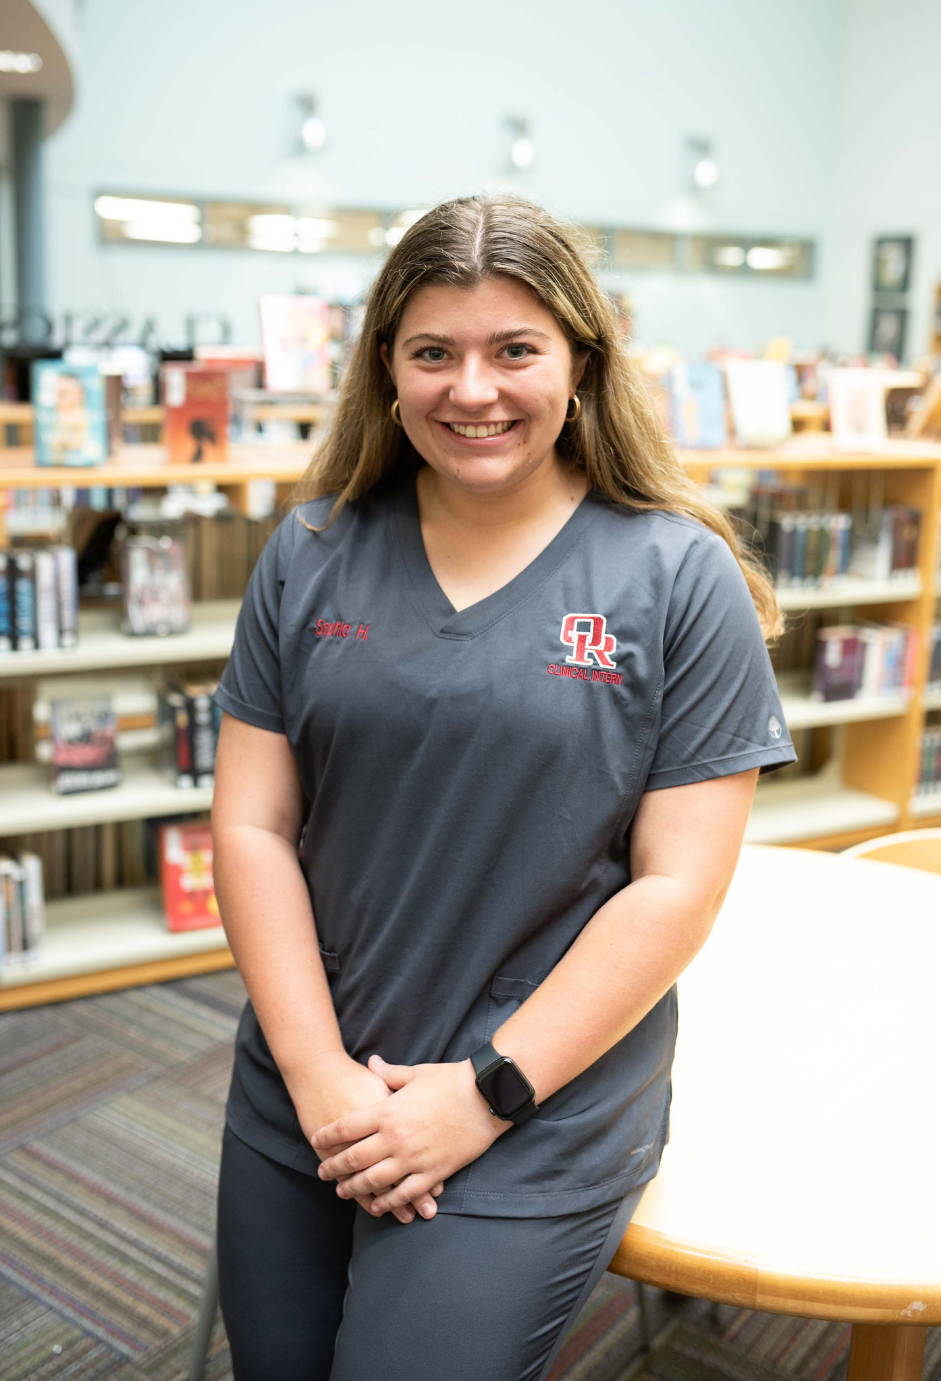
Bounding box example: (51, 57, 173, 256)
(1, 433, 940, 1009)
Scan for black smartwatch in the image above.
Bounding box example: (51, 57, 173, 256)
(470, 1041, 538, 1126)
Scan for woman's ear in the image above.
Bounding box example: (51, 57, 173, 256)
(570, 348, 590, 395)
(379, 340, 395, 384)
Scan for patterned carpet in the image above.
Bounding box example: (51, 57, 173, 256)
(0, 971, 937, 1381)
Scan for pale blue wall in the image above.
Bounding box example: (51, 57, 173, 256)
(44, 0, 845, 352)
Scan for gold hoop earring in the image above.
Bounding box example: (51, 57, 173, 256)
(390, 398, 403, 427)
(565, 394, 581, 423)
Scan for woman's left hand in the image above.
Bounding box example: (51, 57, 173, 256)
(311, 1054, 511, 1213)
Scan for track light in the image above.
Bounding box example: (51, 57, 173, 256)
(506, 116, 535, 171)
(687, 137, 719, 191)
(297, 94, 327, 153)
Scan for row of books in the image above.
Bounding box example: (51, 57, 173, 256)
(27, 294, 348, 467)
(916, 731, 941, 797)
(0, 851, 45, 966)
(0, 819, 219, 970)
(637, 350, 930, 450)
(731, 492, 922, 587)
(811, 623, 919, 702)
(3, 814, 204, 900)
(160, 680, 221, 788)
(0, 546, 79, 652)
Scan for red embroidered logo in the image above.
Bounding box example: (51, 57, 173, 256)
(559, 613, 617, 669)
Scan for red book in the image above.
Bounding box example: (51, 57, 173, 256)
(158, 822, 221, 931)
(162, 365, 229, 465)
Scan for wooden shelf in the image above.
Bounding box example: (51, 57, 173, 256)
(924, 686, 941, 711)
(776, 575, 922, 611)
(0, 758, 212, 836)
(1, 436, 939, 1003)
(0, 440, 312, 487)
(680, 434, 941, 471)
(0, 886, 232, 1005)
(775, 672, 912, 730)
(746, 774, 900, 845)
(0, 599, 239, 679)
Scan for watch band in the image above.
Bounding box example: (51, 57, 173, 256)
(470, 1040, 539, 1125)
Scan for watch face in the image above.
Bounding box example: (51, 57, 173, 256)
(483, 1060, 532, 1117)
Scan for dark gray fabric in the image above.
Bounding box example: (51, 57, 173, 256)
(214, 472, 797, 1216)
(217, 1122, 645, 1381)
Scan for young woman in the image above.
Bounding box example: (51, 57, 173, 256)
(211, 194, 797, 1381)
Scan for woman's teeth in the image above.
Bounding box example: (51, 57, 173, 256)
(447, 421, 514, 437)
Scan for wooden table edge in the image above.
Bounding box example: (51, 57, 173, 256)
(610, 1224, 941, 1325)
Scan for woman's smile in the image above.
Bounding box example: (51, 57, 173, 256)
(439, 418, 522, 440)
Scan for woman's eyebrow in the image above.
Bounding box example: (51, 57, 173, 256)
(487, 327, 551, 345)
(401, 332, 455, 347)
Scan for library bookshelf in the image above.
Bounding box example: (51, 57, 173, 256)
(1, 435, 940, 1009)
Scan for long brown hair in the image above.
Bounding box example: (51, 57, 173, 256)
(287, 193, 784, 640)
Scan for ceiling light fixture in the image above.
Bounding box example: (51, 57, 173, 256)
(506, 116, 535, 171)
(687, 137, 719, 191)
(0, 50, 42, 73)
(298, 94, 327, 153)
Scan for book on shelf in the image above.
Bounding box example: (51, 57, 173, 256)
(811, 622, 918, 702)
(929, 624, 941, 688)
(31, 361, 109, 467)
(33, 673, 158, 755)
(917, 730, 941, 796)
(159, 678, 220, 788)
(722, 359, 793, 446)
(259, 294, 333, 396)
(0, 851, 45, 968)
(162, 364, 230, 465)
(848, 506, 921, 582)
(118, 522, 191, 636)
(49, 695, 121, 794)
(668, 361, 728, 448)
(158, 821, 221, 931)
(826, 367, 889, 450)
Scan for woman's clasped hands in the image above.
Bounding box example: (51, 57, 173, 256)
(312, 1053, 511, 1218)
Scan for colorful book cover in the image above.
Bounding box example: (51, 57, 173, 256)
(120, 526, 191, 636)
(812, 628, 863, 701)
(158, 822, 221, 931)
(259, 294, 333, 396)
(32, 361, 108, 467)
(49, 695, 121, 794)
(668, 362, 728, 449)
(162, 365, 229, 465)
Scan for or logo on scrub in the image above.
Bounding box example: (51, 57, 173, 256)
(559, 613, 617, 669)
(768, 715, 782, 739)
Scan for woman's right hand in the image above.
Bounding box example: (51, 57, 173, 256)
(287, 1051, 444, 1224)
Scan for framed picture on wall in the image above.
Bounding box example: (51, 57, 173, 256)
(867, 306, 908, 361)
(871, 236, 914, 295)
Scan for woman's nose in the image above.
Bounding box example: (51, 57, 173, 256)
(449, 356, 499, 412)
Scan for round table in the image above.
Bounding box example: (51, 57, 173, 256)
(610, 844, 941, 1381)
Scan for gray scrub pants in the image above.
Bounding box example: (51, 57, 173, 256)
(217, 1123, 644, 1381)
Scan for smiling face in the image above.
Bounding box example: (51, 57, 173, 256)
(383, 276, 585, 497)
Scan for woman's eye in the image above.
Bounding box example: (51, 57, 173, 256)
(503, 343, 534, 360)
(420, 347, 447, 362)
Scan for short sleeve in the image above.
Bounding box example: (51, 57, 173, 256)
(644, 531, 798, 790)
(212, 511, 297, 735)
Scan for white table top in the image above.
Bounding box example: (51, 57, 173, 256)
(626, 844, 941, 1318)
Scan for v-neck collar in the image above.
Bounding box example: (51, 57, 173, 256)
(390, 468, 603, 639)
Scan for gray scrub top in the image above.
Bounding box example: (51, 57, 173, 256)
(213, 470, 797, 1217)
